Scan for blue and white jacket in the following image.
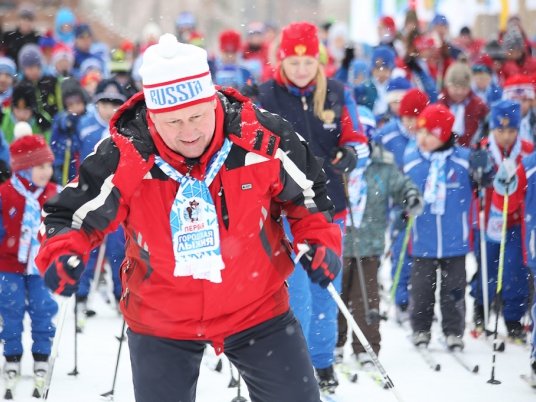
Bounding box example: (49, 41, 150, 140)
(404, 145, 473, 259)
(373, 118, 416, 170)
(78, 108, 109, 160)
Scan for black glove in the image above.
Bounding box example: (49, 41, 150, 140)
(300, 244, 341, 288)
(330, 146, 357, 174)
(403, 188, 423, 217)
(44, 254, 86, 296)
(469, 148, 493, 187)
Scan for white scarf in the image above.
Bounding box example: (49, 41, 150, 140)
(347, 160, 371, 228)
(11, 174, 44, 275)
(422, 149, 453, 216)
(154, 138, 232, 283)
(488, 134, 521, 168)
(486, 135, 522, 242)
(451, 102, 466, 138)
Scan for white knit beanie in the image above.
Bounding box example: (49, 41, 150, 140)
(139, 33, 215, 113)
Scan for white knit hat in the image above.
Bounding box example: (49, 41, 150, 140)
(139, 33, 215, 113)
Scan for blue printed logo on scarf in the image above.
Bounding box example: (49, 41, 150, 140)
(155, 138, 232, 283)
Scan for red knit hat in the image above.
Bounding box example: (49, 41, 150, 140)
(9, 134, 54, 171)
(219, 30, 242, 53)
(503, 74, 536, 100)
(417, 104, 454, 143)
(278, 22, 319, 60)
(400, 88, 429, 117)
(379, 16, 396, 34)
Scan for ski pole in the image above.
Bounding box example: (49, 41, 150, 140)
(295, 244, 405, 402)
(231, 371, 247, 402)
(389, 215, 414, 305)
(86, 239, 108, 312)
(42, 295, 73, 400)
(327, 283, 406, 402)
(101, 319, 127, 400)
(62, 138, 72, 187)
(67, 301, 79, 376)
(342, 174, 380, 324)
(228, 360, 239, 388)
(477, 177, 491, 335)
(487, 183, 509, 385)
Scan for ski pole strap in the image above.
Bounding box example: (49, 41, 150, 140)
(390, 215, 414, 302)
(496, 189, 509, 294)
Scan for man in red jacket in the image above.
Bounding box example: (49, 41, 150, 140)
(36, 33, 344, 402)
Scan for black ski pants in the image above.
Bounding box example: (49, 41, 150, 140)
(409, 256, 466, 336)
(127, 310, 321, 402)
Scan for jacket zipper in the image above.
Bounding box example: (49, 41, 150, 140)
(219, 185, 229, 230)
(301, 95, 313, 140)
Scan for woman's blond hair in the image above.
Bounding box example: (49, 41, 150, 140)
(280, 62, 328, 121)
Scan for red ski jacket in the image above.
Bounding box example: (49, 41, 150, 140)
(36, 88, 341, 352)
(0, 177, 58, 274)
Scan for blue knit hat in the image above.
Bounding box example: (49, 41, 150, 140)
(386, 76, 412, 103)
(431, 14, 448, 27)
(490, 100, 521, 130)
(0, 57, 16, 77)
(371, 45, 395, 70)
(350, 60, 369, 83)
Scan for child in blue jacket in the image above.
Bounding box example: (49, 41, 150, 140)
(404, 104, 492, 350)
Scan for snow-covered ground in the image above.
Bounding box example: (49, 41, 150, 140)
(2, 253, 535, 402)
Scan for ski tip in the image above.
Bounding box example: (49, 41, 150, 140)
(434, 364, 441, 372)
(215, 359, 223, 373)
(472, 365, 479, 374)
(350, 373, 358, 383)
(496, 341, 506, 352)
(32, 387, 41, 398)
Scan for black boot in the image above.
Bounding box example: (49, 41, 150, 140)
(473, 304, 484, 329)
(505, 320, 526, 344)
(315, 365, 338, 394)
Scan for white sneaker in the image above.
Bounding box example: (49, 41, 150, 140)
(33, 361, 49, 377)
(33, 361, 48, 395)
(3, 361, 20, 379)
(446, 334, 464, 351)
(412, 331, 431, 347)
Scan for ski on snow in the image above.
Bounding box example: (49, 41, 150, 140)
(438, 339, 479, 374)
(3, 372, 19, 400)
(336, 362, 390, 389)
(414, 344, 441, 372)
(520, 374, 536, 389)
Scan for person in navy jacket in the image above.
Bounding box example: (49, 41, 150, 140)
(404, 104, 492, 350)
(257, 21, 369, 394)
